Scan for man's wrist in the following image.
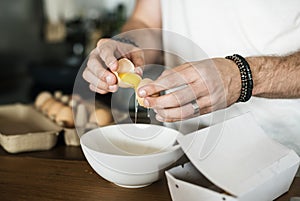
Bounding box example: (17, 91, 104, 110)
(111, 36, 139, 47)
(225, 54, 253, 102)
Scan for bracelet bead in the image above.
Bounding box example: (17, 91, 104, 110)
(225, 54, 253, 102)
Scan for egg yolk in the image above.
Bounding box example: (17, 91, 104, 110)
(118, 72, 142, 89)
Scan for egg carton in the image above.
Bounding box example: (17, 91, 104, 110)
(0, 104, 62, 153)
(36, 91, 114, 127)
(34, 90, 119, 145)
(0, 103, 85, 154)
(34, 92, 81, 147)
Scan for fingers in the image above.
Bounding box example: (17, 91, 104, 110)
(158, 63, 190, 78)
(154, 97, 214, 122)
(136, 59, 230, 122)
(83, 49, 118, 94)
(82, 68, 118, 94)
(153, 92, 229, 122)
(141, 80, 208, 108)
(89, 84, 111, 94)
(84, 38, 146, 94)
(97, 39, 143, 70)
(96, 39, 118, 71)
(139, 67, 208, 108)
(138, 63, 199, 97)
(87, 50, 118, 85)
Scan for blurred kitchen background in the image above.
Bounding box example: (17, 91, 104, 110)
(0, 0, 134, 105)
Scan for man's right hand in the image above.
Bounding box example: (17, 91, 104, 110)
(82, 38, 144, 94)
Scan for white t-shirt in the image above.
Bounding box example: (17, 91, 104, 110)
(160, 0, 300, 154)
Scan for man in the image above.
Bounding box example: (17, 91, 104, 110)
(83, 0, 300, 152)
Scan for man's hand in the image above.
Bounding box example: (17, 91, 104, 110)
(137, 58, 241, 122)
(82, 38, 144, 94)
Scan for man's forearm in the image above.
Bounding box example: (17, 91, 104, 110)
(247, 51, 300, 98)
(117, 0, 163, 65)
(119, 18, 163, 65)
(121, 17, 162, 49)
(121, 17, 149, 32)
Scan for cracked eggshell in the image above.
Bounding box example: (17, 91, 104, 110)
(114, 58, 135, 88)
(136, 78, 154, 107)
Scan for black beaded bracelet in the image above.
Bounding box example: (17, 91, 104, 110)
(225, 54, 253, 102)
(111, 37, 139, 47)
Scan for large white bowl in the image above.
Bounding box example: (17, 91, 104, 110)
(80, 124, 184, 188)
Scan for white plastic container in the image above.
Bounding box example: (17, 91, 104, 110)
(166, 113, 300, 201)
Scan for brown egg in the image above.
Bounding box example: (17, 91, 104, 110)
(47, 101, 64, 120)
(54, 90, 63, 100)
(89, 108, 112, 126)
(60, 95, 70, 104)
(35, 91, 52, 110)
(40, 98, 56, 114)
(55, 106, 75, 128)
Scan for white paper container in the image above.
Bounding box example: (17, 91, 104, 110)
(166, 113, 300, 201)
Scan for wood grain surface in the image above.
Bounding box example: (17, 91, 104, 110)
(0, 156, 171, 201)
(0, 151, 299, 201)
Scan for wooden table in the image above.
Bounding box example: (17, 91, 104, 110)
(0, 155, 171, 201)
(0, 145, 299, 201)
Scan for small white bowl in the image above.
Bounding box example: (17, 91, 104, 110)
(80, 124, 184, 188)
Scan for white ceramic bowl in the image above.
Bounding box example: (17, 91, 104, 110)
(80, 124, 184, 188)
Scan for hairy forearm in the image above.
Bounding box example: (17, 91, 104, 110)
(247, 51, 300, 98)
